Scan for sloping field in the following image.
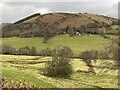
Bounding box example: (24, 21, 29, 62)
(1, 35, 111, 54)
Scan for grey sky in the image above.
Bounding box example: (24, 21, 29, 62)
(1, 0, 119, 23)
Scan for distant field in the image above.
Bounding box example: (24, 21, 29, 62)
(2, 55, 118, 88)
(1, 35, 111, 54)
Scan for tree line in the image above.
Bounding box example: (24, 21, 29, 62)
(1, 44, 53, 56)
(1, 44, 117, 60)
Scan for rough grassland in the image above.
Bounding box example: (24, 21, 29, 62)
(1, 55, 118, 88)
(1, 35, 111, 54)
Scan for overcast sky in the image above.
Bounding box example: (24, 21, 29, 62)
(0, 0, 119, 23)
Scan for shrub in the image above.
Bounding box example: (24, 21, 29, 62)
(17, 46, 37, 55)
(17, 46, 31, 55)
(79, 50, 98, 73)
(98, 50, 109, 59)
(1, 45, 38, 56)
(104, 43, 118, 61)
(44, 46, 73, 78)
(2, 44, 16, 55)
(38, 48, 52, 56)
(29, 46, 37, 56)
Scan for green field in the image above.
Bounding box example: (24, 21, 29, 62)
(1, 55, 118, 88)
(1, 35, 111, 54)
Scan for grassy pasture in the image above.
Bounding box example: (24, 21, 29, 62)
(1, 35, 111, 54)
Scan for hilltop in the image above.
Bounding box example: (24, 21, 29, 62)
(2, 12, 118, 38)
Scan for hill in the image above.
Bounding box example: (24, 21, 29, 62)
(2, 12, 118, 38)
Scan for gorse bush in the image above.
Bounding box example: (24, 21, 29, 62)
(44, 46, 73, 78)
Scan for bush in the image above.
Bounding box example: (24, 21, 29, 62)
(2, 44, 16, 55)
(1, 45, 38, 56)
(104, 43, 118, 60)
(30, 46, 37, 56)
(79, 50, 98, 73)
(17, 46, 37, 56)
(38, 48, 52, 56)
(44, 46, 73, 78)
(17, 46, 31, 55)
(98, 50, 109, 59)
